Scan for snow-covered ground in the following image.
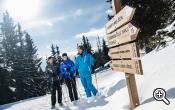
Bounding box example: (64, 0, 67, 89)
(1, 43, 175, 110)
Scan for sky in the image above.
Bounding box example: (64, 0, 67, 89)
(0, 0, 113, 66)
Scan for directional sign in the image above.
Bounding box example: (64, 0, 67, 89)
(106, 6, 135, 34)
(109, 42, 139, 59)
(107, 1, 143, 109)
(112, 60, 143, 75)
(107, 23, 140, 48)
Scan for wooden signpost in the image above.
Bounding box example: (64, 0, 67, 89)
(112, 0, 122, 14)
(105, 0, 143, 109)
(107, 23, 140, 48)
(109, 42, 139, 59)
(106, 6, 136, 34)
(112, 60, 142, 75)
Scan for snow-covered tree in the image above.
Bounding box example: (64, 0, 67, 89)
(0, 12, 47, 103)
(1, 11, 18, 68)
(102, 39, 110, 63)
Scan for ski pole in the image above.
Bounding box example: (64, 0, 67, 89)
(58, 77, 68, 106)
(94, 72, 99, 92)
(62, 84, 68, 105)
(64, 81, 71, 103)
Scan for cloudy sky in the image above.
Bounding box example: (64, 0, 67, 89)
(0, 0, 112, 60)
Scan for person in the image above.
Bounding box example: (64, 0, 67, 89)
(72, 45, 98, 98)
(60, 53, 78, 103)
(46, 56, 63, 109)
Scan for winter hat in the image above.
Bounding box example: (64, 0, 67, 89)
(77, 45, 84, 51)
(62, 53, 67, 57)
(48, 56, 54, 60)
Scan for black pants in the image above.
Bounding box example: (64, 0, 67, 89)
(51, 81, 62, 106)
(65, 78, 78, 102)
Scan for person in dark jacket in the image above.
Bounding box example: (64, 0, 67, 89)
(46, 56, 63, 109)
(60, 53, 78, 103)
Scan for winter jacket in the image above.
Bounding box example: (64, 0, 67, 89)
(73, 51, 95, 77)
(46, 63, 60, 83)
(60, 59, 75, 79)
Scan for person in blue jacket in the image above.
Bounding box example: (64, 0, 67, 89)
(60, 53, 78, 102)
(73, 45, 98, 97)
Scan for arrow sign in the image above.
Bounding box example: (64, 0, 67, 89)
(106, 6, 135, 34)
(109, 42, 140, 59)
(112, 60, 143, 75)
(107, 23, 140, 48)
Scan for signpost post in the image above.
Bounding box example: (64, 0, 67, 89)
(105, 0, 143, 109)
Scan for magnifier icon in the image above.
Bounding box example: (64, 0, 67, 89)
(153, 88, 170, 105)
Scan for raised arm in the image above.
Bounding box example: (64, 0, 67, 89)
(71, 56, 79, 71)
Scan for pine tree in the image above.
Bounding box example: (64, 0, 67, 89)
(51, 44, 56, 56)
(106, 0, 114, 20)
(86, 37, 92, 53)
(23, 32, 46, 97)
(55, 45, 61, 63)
(82, 36, 87, 50)
(166, 0, 175, 24)
(12, 24, 26, 100)
(50, 44, 61, 64)
(94, 36, 105, 68)
(106, 0, 171, 53)
(81, 35, 92, 53)
(0, 12, 15, 104)
(0, 12, 47, 102)
(0, 67, 14, 104)
(0, 11, 18, 100)
(97, 36, 102, 53)
(0, 32, 3, 65)
(102, 39, 110, 63)
(49, 44, 62, 65)
(0, 32, 14, 104)
(1, 11, 18, 68)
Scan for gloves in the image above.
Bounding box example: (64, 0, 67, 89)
(69, 74, 74, 78)
(66, 68, 71, 77)
(91, 65, 95, 73)
(66, 68, 70, 72)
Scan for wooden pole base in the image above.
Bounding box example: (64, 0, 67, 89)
(125, 73, 140, 109)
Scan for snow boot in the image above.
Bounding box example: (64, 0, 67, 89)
(87, 96, 95, 103)
(59, 103, 64, 107)
(51, 105, 55, 109)
(72, 100, 78, 106)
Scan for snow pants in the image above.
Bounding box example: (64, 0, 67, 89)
(51, 81, 62, 106)
(65, 77, 78, 102)
(80, 73, 97, 97)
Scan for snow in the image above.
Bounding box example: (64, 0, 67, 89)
(1, 43, 175, 110)
(104, 61, 111, 67)
(163, 21, 175, 33)
(9, 87, 16, 92)
(156, 21, 175, 34)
